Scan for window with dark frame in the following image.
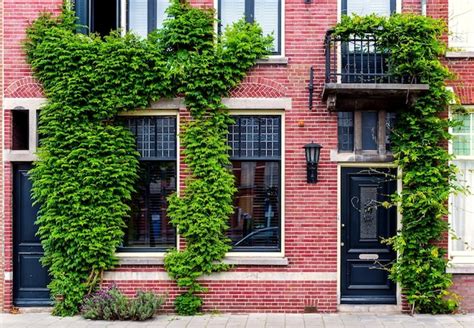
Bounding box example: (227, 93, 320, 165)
(228, 116, 282, 252)
(218, 0, 282, 55)
(119, 116, 177, 251)
(337, 111, 396, 154)
(74, 0, 169, 37)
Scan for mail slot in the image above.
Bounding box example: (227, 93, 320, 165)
(359, 254, 379, 260)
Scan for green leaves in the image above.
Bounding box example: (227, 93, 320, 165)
(335, 14, 462, 314)
(26, 0, 269, 316)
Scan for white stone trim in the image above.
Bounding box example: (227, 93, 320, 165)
(4, 98, 46, 110)
(104, 271, 337, 281)
(4, 150, 37, 162)
(4, 271, 13, 281)
(447, 263, 474, 274)
(222, 98, 291, 110)
(116, 254, 288, 266)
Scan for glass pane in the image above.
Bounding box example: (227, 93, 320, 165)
(359, 186, 378, 240)
(338, 112, 354, 152)
(385, 112, 397, 152)
(453, 113, 471, 133)
(220, 0, 245, 32)
(229, 161, 280, 250)
(125, 116, 176, 160)
(229, 116, 281, 159)
(255, 0, 279, 52)
(453, 135, 470, 156)
(347, 0, 392, 16)
(156, 0, 169, 30)
(129, 0, 148, 38)
(451, 160, 474, 251)
(123, 161, 177, 249)
(362, 112, 378, 150)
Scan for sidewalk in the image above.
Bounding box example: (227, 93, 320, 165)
(1, 313, 474, 328)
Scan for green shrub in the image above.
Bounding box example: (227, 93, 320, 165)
(174, 293, 203, 316)
(81, 286, 165, 321)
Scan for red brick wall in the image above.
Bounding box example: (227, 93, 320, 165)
(3, 0, 474, 314)
(0, 0, 4, 312)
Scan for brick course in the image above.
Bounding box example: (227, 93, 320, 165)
(2, 0, 474, 314)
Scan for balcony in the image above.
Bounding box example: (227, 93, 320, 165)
(322, 31, 429, 112)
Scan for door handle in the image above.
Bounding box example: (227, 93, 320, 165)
(341, 223, 345, 228)
(341, 242, 345, 247)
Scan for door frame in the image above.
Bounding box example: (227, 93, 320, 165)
(337, 163, 402, 308)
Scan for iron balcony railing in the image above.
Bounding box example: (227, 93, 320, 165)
(324, 31, 416, 84)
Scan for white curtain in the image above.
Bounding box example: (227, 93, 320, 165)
(156, 0, 170, 30)
(449, 0, 474, 51)
(452, 160, 474, 252)
(255, 0, 279, 52)
(129, 0, 148, 38)
(347, 0, 392, 16)
(220, 0, 245, 32)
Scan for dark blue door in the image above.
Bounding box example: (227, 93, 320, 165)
(13, 164, 51, 306)
(341, 167, 397, 304)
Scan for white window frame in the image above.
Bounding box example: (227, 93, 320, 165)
(214, 0, 286, 58)
(449, 106, 474, 264)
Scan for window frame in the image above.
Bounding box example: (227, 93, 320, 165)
(216, 0, 284, 57)
(116, 113, 179, 254)
(448, 0, 474, 52)
(341, 0, 397, 16)
(228, 114, 283, 253)
(449, 107, 474, 263)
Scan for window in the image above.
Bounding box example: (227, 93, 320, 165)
(451, 112, 474, 259)
(74, 0, 169, 37)
(449, 0, 474, 52)
(337, 111, 396, 154)
(12, 110, 29, 151)
(119, 116, 177, 251)
(228, 116, 282, 252)
(218, 0, 282, 55)
(342, 0, 396, 16)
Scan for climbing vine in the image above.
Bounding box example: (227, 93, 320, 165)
(334, 14, 464, 313)
(25, 0, 271, 316)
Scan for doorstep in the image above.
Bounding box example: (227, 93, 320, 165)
(338, 304, 401, 314)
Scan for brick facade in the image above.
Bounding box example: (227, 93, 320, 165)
(2, 0, 474, 314)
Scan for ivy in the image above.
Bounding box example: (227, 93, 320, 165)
(334, 14, 464, 314)
(25, 0, 271, 316)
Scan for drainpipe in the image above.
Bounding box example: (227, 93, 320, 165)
(421, 0, 427, 16)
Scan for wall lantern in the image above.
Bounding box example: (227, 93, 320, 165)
(304, 142, 323, 183)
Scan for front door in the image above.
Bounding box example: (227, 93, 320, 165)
(13, 164, 51, 306)
(341, 167, 397, 304)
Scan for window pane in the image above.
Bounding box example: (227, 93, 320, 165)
(453, 135, 471, 156)
(449, 0, 474, 51)
(338, 112, 354, 152)
(346, 0, 392, 16)
(125, 116, 177, 160)
(362, 111, 378, 150)
(255, 0, 279, 52)
(229, 161, 280, 250)
(385, 112, 396, 152)
(229, 116, 281, 159)
(123, 161, 176, 249)
(452, 160, 474, 252)
(129, 0, 148, 38)
(220, 0, 245, 32)
(453, 113, 471, 134)
(156, 0, 169, 30)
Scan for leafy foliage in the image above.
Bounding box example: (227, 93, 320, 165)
(334, 14, 463, 314)
(25, 0, 271, 316)
(81, 285, 165, 321)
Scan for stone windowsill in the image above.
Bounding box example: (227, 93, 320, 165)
(445, 51, 474, 59)
(447, 263, 474, 274)
(118, 255, 288, 266)
(256, 57, 289, 65)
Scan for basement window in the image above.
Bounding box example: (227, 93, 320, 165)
(12, 110, 29, 151)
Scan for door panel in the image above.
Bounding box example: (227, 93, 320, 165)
(341, 167, 397, 304)
(13, 163, 51, 306)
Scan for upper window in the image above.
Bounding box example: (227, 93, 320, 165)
(218, 0, 282, 55)
(228, 116, 282, 252)
(74, 0, 170, 37)
(449, 0, 474, 52)
(342, 0, 396, 16)
(119, 116, 177, 251)
(451, 112, 474, 259)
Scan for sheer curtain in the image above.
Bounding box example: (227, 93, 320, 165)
(452, 160, 474, 252)
(347, 0, 392, 16)
(220, 0, 245, 32)
(255, 0, 279, 52)
(156, 0, 169, 30)
(129, 0, 148, 37)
